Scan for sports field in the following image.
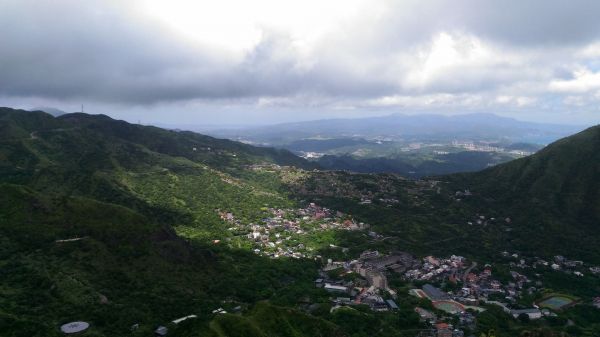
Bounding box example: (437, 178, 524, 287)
(538, 295, 576, 310)
(432, 300, 465, 314)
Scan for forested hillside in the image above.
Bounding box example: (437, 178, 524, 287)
(0, 108, 329, 336)
(448, 125, 600, 262)
(1, 108, 599, 337)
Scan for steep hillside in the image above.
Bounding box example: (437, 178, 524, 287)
(0, 108, 329, 337)
(1, 107, 598, 336)
(450, 125, 600, 261)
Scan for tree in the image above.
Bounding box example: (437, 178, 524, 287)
(518, 313, 531, 324)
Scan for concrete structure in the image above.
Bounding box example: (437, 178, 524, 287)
(511, 308, 542, 320)
(172, 315, 197, 324)
(155, 326, 168, 336)
(324, 283, 348, 293)
(366, 271, 388, 289)
(60, 321, 89, 334)
(360, 250, 380, 260)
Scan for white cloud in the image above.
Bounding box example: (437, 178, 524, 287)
(549, 68, 600, 93)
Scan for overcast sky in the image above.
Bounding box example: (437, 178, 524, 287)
(1, 0, 600, 126)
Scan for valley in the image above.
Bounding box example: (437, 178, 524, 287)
(0, 108, 599, 336)
(207, 113, 581, 178)
(4, 2, 600, 337)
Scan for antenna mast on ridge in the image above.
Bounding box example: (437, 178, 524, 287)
(81, 104, 84, 113)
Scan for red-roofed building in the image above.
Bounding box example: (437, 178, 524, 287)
(435, 322, 450, 330)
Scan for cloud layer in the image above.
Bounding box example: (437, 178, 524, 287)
(1, 0, 600, 124)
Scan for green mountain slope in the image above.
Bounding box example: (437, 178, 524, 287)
(1, 107, 598, 336)
(450, 125, 600, 261)
(0, 108, 331, 337)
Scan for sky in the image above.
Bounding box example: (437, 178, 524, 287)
(1, 0, 600, 126)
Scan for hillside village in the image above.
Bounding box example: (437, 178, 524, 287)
(219, 203, 368, 258)
(312, 248, 600, 337)
(211, 174, 600, 337)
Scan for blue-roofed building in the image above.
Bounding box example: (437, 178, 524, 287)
(422, 284, 450, 301)
(386, 299, 399, 310)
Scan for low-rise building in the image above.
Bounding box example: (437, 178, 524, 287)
(511, 308, 542, 320)
(324, 283, 348, 293)
(422, 284, 450, 301)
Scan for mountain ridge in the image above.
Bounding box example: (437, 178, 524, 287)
(1, 107, 599, 336)
(446, 124, 600, 260)
(209, 112, 586, 145)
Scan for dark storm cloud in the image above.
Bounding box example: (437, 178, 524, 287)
(0, 1, 399, 104)
(459, 0, 600, 46)
(372, 0, 600, 47)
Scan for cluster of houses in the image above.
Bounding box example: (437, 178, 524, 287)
(501, 252, 599, 278)
(315, 249, 482, 337)
(465, 214, 511, 227)
(450, 140, 533, 156)
(412, 313, 474, 337)
(314, 250, 418, 312)
(404, 255, 468, 281)
(407, 255, 548, 318)
(219, 203, 368, 258)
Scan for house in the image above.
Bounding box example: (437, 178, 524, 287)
(172, 315, 197, 324)
(435, 322, 450, 330)
(426, 256, 441, 266)
(155, 326, 168, 336)
(437, 329, 453, 337)
(386, 299, 399, 310)
(435, 323, 452, 337)
(452, 330, 465, 337)
(212, 308, 227, 314)
(465, 273, 478, 283)
(335, 297, 352, 304)
(324, 283, 348, 293)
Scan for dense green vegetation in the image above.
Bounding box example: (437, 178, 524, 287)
(0, 108, 326, 336)
(315, 150, 516, 178)
(449, 125, 600, 263)
(0, 108, 598, 336)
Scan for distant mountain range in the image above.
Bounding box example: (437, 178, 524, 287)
(1, 107, 599, 336)
(210, 113, 586, 145)
(31, 107, 69, 117)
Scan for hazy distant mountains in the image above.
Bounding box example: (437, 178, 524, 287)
(211, 113, 585, 145)
(31, 107, 68, 117)
(208, 113, 587, 177)
(2, 107, 600, 336)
